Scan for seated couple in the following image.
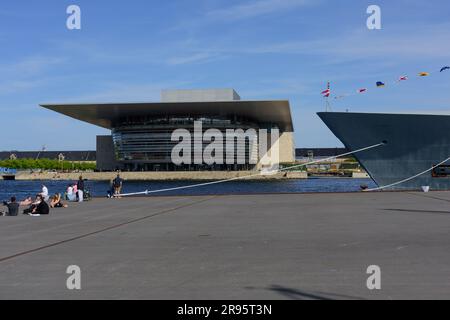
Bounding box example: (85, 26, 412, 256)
(65, 185, 77, 202)
(23, 195, 50, 216)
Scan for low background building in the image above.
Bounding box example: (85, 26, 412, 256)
(0, 151, 95, 162)
(295, 148, 350, 161)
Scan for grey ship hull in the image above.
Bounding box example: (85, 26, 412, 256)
(318, 112, 450, 190)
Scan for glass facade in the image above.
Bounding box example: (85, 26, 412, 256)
(111, 116, 266, 171)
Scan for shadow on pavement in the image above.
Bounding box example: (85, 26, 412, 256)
(383, 208, 450, 216)
(245, 285, 365, 300)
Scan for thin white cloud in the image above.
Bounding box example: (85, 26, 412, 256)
(51, 81, 194, 103)
(238, 22, 450, 60)
(0, 79, 46, 95)
(0, 56, 68, 96)
(206, 0, 314, 21)
(160, 21, 450, 69)
(166, 0, 318, 34)
(0, 56, 66, 77)
(166, 52, 220, 65)
(239, 78, 313, 98)
(55, 39, 224, 67)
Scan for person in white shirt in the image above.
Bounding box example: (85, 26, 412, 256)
(40, 185, 49, 202)
(66, 185, 76, 202)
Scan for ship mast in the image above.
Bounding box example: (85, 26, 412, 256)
(325, 96, 331, 112)
(324, 82, 332, 112)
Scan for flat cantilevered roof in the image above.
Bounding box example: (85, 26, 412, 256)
(40, 101, 294, 132)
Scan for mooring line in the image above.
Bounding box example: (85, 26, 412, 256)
(366, 156, 450, 191)
(120, 142, 386, 197)
(0, 196, 216, 263)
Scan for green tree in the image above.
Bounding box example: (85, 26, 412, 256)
(0, 158, 96, 171)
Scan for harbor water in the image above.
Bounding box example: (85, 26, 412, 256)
(0, 178, 376, 201)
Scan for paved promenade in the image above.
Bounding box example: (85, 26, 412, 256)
(1, 191, 450, 300)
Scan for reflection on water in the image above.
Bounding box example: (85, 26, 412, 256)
(0, 178, 376, 201)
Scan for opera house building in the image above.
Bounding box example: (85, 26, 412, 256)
(41, 89, 295, 172)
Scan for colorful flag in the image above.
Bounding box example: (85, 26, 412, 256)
(418, 72, 430, 77)
(358, 88, 367, 93)
(440, 66, 450, 72)
(321, 89, 330, 97)
(376, 82, 385, 87)
(398, 76, 408, 81)
(321, 82, 331, 97)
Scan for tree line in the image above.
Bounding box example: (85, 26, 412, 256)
(0, 158, 96, 171)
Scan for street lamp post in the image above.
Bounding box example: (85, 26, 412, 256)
(58, 153, 65, 172)
(36, 145, 47, 160)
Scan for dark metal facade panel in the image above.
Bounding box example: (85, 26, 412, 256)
(40, 101, 294, 132)
(296, 148, 350, 158)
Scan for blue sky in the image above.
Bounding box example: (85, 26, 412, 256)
(1, 0, 449, 150)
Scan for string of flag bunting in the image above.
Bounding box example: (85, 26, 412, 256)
(321, 66, 450, 100)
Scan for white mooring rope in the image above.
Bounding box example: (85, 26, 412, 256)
(119, 142, 385, 197)
(366, 156, 450, 191)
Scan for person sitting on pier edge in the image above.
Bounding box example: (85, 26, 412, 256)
(20, 196, 33, 206)
(65, 184, 76, 202)
(40, 184, 49, 202)
(23, 196, 39, 214)
(35, 195, 50, 215)
(2, 197, 20, 216)
(50, 193, 68, 209)
(107, 178, 115, 198)
(23, 195, 49, 216)
(73, 183, 78, 199)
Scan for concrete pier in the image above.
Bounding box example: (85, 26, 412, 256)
(1, 191, 450, 300)
(15, 171, 308, 181)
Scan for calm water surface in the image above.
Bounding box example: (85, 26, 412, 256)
(0, 178, 376, 201)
